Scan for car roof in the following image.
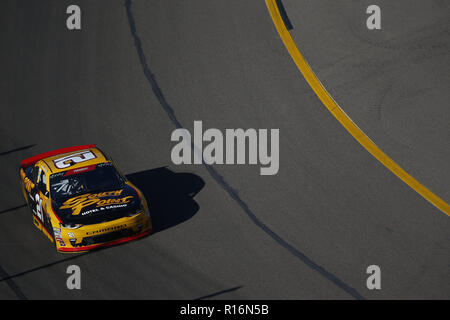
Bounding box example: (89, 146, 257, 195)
(36, 147, 108, 174)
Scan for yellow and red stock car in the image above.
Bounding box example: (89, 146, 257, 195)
(19, 145, 152, 253)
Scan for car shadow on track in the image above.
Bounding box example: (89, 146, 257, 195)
(126, 167, 205, 234)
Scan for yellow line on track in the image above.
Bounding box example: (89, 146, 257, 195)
(265, 0, 450, 216)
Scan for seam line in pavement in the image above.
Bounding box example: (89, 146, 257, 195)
(265, 0, 450, 216)
(124, 0, 365, 300)
(0, 264, 27, 300)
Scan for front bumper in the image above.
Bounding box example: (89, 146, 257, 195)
(55, 212, 151, 253)
(57, 229, 151, 253)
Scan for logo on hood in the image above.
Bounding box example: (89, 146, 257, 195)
(59, 189, 134, 215)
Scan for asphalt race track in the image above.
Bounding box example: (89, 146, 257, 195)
(1, 0, 449, 299)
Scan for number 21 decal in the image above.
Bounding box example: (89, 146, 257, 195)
(35, 193, 43, 222)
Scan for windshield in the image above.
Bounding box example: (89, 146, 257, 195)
(50, 162, 124, 200)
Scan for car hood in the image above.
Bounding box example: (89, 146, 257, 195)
(52, 184, 141, 225)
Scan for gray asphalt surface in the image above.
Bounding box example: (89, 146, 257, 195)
(0, 0, 449, 299)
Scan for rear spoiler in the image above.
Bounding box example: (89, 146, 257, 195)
(20, 144, 97, 168)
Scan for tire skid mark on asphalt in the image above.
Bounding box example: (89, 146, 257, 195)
(0, 144, 36, 156)
(0, 264, 27, 300)
(124, 0, 365, 300)
(0, 204, 27, 215)
(0, 253, 89, 284)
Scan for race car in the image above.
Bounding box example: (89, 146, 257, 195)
(19, 144, 152, 253)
